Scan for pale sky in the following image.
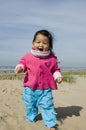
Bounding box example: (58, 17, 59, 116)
(0, 0, 86, 69)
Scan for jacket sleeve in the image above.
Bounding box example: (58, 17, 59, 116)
(15, 54, 27, 72)
(52, 58, 62, 80)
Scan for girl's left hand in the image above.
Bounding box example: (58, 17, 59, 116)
(56, 77, 62, 84)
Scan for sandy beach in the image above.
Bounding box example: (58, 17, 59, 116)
(0, 74, 86, 130)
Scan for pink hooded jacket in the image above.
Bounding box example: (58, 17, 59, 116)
(15, 51, 61, 90)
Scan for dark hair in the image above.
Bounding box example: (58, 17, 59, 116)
(32, 30, 53, 49)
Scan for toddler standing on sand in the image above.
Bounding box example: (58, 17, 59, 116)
(15, 29, 62, 130)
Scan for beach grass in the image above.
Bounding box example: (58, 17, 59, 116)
(0, 72, 25, 80)
(0, 70, 86, 83)
(62, 70, 86, 83)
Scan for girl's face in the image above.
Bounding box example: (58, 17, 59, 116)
(32, 34, 50, 51)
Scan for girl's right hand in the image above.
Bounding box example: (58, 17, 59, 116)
(16, 67, 23, 73)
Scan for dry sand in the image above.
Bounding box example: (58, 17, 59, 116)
(0, 76, 86, 130)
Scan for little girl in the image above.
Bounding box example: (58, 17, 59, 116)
(15, 30, 62, 130)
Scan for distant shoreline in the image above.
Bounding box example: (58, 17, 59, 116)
(0, 66, 86, 72)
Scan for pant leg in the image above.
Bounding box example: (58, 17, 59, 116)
(22, 87, 38, 122)
(39, 89, 57, 128)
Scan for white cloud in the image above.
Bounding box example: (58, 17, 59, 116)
(0, 0, 86, 68)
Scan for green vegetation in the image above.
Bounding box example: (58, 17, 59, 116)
(62, 70, 86, 83)
(0, 70, 86, 83)
(0, 73, 25, 80)
(62, 71, 75, 83)
(62, 70, 86, 76)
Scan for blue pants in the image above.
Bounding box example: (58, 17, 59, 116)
(22, 87, 57, 128)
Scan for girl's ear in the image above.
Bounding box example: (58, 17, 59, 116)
(32, 42, 34, 46)
(32, 42, 35, 49)
(32, 42, 34, 45)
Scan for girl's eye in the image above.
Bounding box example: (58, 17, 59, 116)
(43, 42, 48, 45)
(36, 41, 40, 43)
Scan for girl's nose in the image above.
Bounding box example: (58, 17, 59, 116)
(39, 42, 43, 47)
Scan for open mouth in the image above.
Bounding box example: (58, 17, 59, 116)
(38, 48, 43, 51)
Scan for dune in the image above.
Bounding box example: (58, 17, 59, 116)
(0, 76, 86, 130)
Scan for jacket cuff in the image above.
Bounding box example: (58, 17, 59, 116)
(53, 71, 62, 80)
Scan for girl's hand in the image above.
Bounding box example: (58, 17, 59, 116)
(16, 67, 23, 73)
(56, 77, 62, 84)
